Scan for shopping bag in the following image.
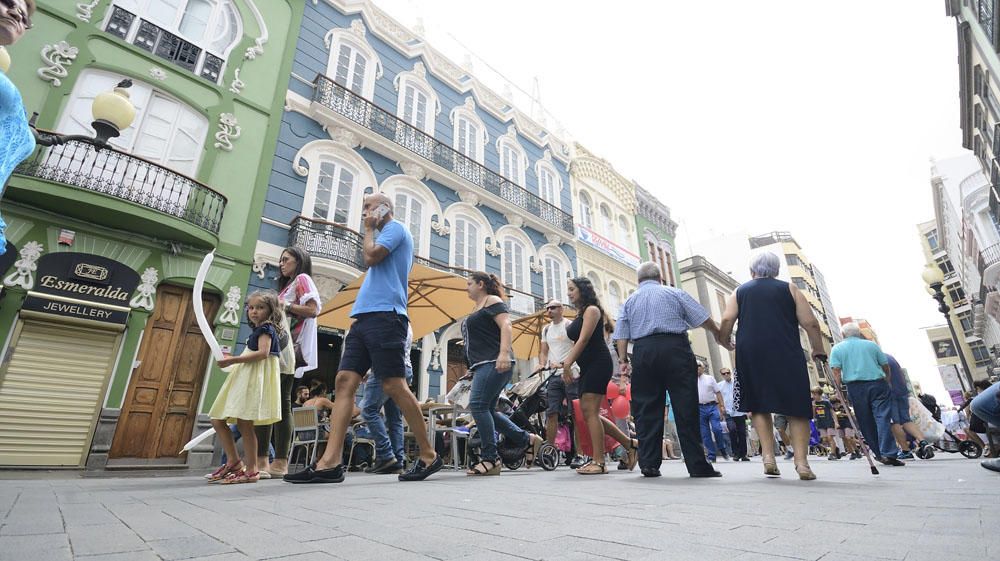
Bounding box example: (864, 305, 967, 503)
(909, 396, 944, 442)
(446, 377, 473, 409)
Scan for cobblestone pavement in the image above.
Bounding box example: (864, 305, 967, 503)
(0, 453, 997, 561)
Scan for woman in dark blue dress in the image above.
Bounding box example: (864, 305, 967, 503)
(718, 252, 826, 480)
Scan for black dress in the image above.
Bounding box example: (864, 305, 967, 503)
(566, 308, 613, 395)
(733, 278, 811, 418)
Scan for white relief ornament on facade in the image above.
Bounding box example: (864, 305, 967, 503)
(218, 286, 242, 326)
(530, 258, 544, 274)
(76, 0, 100, 22)
(228, 67, 245, 94)
(37, 41, 79, 87)
(545, 233, 563, 246)
(2, 241, 44, 290)
(457, 190, 480, 206)
(242, 0, 269, 60)
(504, 214, 524, 228)
(328, 126, 360, 148)
(148, 67, 167, 81)
(213, 113, 241, 151)
(486, 241, 502, 258)
(399, 161, 426, 180)
(251, 258, 268, 280)
(430, 217, 450, 237)
(129, 267, 159, 311)
(429, 344, 441, 370)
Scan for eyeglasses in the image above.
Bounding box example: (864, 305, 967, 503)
(1, 0, 31, 29)
(546, 305, 562, 310)
(721, 371, 731, 375)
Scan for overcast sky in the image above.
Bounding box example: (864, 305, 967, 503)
(376, 1, 965, 402)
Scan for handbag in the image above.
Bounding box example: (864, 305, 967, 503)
(446, 376, 473, 409)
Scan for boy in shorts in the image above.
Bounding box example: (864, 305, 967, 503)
(811, 387, 840, 459)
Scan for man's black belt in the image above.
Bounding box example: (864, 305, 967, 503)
(699, 402, 716, 405)
(635, 332, 686, 341)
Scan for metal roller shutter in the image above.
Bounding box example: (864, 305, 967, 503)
(0, 320, 121, 467)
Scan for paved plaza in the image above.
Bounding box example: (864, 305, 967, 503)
(0, 454, 996, 561)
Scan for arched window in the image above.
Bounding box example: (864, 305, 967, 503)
(451, 98, 488, 163)
(106, 0, 242, 82)
(394, 191, 424, 255)
(544, 256, 565, 303)
(324, 21, 383, 100)
(579, 191, 593, 229)
(380, 175, 440, 258)
(600, 204, 613, 237)
(535, 160, 561, 207)
(497, 128, 527, 186)
(587, 272, 602, 294)
(311, 160, 356, 224)
(502, 237, 533, 314)
(618, 215, 631, 246)
(453, 216, 481, 270)
(608, 281, 622, 317)
(395, 63, 440, 135)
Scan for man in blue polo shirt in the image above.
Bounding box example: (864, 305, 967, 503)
(829, 322, 903, 466)
(285, 193, 442, 484)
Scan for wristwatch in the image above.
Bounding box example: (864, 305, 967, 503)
(284, 301, 293, 314)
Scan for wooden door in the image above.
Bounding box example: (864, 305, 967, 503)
(109, 285, 219, 459)
(445, 339, 467, 393)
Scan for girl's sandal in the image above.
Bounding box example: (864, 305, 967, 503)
(524, 434, 543, 469)
(220, 470, 260, 484)
(206, 461, 244, 483)
(576, 461, 607, 475)
(625, 439, 639, 471)
(466, 459, 501, 476)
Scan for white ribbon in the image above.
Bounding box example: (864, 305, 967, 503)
(193, 251, 232, 371)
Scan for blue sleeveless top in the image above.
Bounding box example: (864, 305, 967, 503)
(0, 70, 36, 256)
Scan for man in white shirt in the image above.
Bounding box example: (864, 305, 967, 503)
(536, 300, 583, 465)
(718, 368, 749, 461)
(697, 362, 730, 462)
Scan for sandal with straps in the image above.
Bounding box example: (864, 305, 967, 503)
(524, 434, 543, 469)
(624, 439, 639, 471)
(466, 458, 501, 476)
(220, 469, 260, 485)
(576, 461, 607, 475)
(205, 461, 244, 483)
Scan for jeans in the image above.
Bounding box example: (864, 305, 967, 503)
(361, 371, 412, 463)
(469, 362, 528, 461)
(846, 380, 899, 459)
(698, 403, 728, 460)
(971, 382, 1000, 427)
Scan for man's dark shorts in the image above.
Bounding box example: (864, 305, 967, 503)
(546, 373, 579, 415)
(340, 312, 408, 379)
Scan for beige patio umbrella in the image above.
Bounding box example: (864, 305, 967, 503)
(510, 307, 577, 360)
(317, 262, 472, 339)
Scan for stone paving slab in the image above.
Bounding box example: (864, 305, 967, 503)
(0, 454, 997, 560)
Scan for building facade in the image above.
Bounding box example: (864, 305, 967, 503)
(248, 0, 578, 400)
(635, 182, 680, 286)
(569, 144, 641, 319)
(678, 256, 737, 377)
(0, 1, 301, 469)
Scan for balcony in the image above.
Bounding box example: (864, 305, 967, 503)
(289, 215, 544, 316)
(311, 75, 575, 235)
(11, 140, 226, 247)
(980, 242, 1000, 288)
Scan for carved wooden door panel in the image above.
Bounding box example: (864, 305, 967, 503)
(110, 284, 219, 459)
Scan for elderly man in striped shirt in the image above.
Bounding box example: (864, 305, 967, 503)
(614, 261, 731, 478)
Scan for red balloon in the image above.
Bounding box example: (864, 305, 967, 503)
(611, 395, 630, 419)
(625, 384, 632, 401)
(606, 381, 620, 400)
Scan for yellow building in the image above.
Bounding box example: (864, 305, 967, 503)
(569, 144, 642, 317)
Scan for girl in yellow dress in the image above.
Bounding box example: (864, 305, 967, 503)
(205, 290, 283, 484)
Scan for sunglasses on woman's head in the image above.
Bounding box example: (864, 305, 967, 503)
(1, 0, 31, 29)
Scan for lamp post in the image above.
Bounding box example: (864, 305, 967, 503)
(922, 263, 974, 392)
(29, 79, 137, 150)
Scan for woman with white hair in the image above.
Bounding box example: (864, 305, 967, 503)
(718, 252, 827, 480)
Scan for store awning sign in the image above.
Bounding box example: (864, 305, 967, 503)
(34, 253, 141, 306)
(21, 292, 130, 325)
(576, 225, 641, 269)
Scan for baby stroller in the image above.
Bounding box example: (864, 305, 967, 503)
(465, 370, 560, 471)
(928, 429, 983, 459)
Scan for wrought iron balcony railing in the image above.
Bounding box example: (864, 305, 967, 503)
(312, 75, 575, 235)
(289, 216, 546, 314)
(981, 242, 1000, 273)
(14, 140, 226, 233)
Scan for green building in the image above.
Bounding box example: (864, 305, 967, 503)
(634, 182, 680, 286)
(0, 0, 301, 470)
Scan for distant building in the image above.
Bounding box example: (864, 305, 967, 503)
(679, 256, 737, 378)
(634, 182, 679, 287)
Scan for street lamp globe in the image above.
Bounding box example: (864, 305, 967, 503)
(90, 79, 136, 146)
(922, 263, 944, 287)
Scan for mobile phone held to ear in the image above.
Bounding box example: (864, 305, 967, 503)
(373, 203, 390, 221)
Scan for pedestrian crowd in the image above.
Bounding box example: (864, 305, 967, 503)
(202, 195, 1000, 486)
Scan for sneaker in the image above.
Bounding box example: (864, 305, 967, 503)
(850, 452, 861, 460)
(740, 457, 751, 462)
(617, 460, 630, 470)
(827, 454, 840, 460)
(282, 463, 346, 484)
(366, 457, 401, 474)
(879, 456, 905, 467)
(784, 450, 794, 460)
(398, 455, 443, 481)
(640, 467, 661, 477)
(898, 451, 915, 460)
(570, 455, 591, 470)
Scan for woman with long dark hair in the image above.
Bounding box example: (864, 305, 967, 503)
(463, 271, 542, 476)
(561, 277, 636, 474)
(255, 246, 321, 477)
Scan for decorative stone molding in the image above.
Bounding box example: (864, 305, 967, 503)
(251, 258, 268, 280)
(429, 344, 442, 371)
(571, 143, 637, 213)
(129, 267, 159, 311)
(486, 241, 502, 258)
(148, 67, 167, 81)
(504, 213, 525, 228)
(545, 233, 563, 246)
(3, 241, 44, 289)
(228, 67, 245, 94)
(430, 218, 450, 236)
(530, 258, 544, 274)
(76, 1, 101, 22)
(399, 161, 427, 180)
(457, 190, 480, 206)
(243, 0, 269, 60)
(213, 113, 241, 151)
(328, 126, 360, 148)
(218, 286, 242, 326)
(37, 41, 79, 87)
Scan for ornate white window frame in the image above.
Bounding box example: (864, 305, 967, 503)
(324, 19, 383, 100)
(449, 97, 488, 164)
(578, 189, 594, 229)
(379, 174, 441, 258)
(607, 280, 622, 318)
(394, 62, 441, 136)
(496, 224, 536, 312)
(444, 202, 492, 271)
(534, 150, 562, 209)
(293, 139, 377, 229)
(538, 244, 571, 304)
(496, 125, 527, 186)
(599, 203, 614, 239)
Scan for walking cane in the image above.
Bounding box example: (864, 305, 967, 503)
(815, 358, 879, 476)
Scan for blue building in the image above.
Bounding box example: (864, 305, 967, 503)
(247, 0, 577, 399)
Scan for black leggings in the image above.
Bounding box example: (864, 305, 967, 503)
(255, 374, 294, 458)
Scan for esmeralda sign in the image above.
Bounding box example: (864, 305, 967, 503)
(23, 253, 141, 325)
